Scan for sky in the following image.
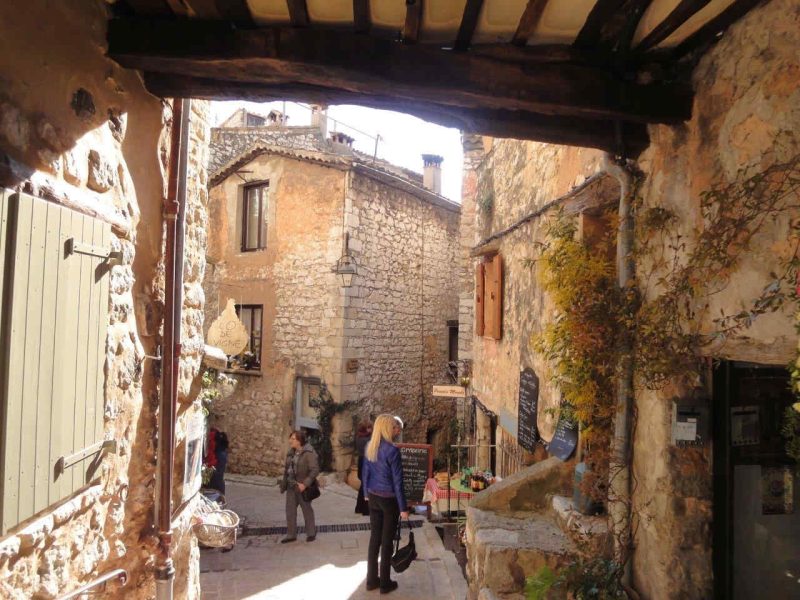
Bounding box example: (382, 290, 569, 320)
(211, 101, 464, 202)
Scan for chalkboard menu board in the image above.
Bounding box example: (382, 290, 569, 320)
(548, 416, 578, 461)
(396, 443, 433, 505)
(517, 368, 540, 452)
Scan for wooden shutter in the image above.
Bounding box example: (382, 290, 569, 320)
(0, 191, 111, 534)
(485, 254, 503, 340)
(475, 263, 485, 337)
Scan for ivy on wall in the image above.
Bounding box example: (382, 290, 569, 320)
(309, 383, 355, 472)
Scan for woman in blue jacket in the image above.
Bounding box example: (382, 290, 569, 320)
(362, 413, 409, 594)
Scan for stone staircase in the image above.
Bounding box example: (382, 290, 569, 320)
(464, 458, 610, 600)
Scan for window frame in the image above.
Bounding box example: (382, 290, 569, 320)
(295, 377, 322, 430)
(241, 182, 269, 253)
(232, 303, 263, 371)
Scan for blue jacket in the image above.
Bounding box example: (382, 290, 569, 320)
(362, 440, 407, 512)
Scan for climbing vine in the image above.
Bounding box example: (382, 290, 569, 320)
(309, 383, 355, 472)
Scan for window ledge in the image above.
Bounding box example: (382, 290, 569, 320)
(221, 368, 263, 377)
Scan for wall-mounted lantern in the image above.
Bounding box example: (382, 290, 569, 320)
(336, 232, 357, 288)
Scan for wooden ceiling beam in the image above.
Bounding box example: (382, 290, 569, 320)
(287, 0, 310, 27)
(143, 71, 651, 155)
(353, 0, 371, 33)
(635, 0, 710, 53)
(512, 0, 550, 47)
(120, 0, 172, 16)
(574, 0, 626, 49)
(213, 0, 254, 23)
(454, 0, 484, 51)
(403, 0, 423, 44)
(671, 0, 765, 60)
(107, 18, 691, 124)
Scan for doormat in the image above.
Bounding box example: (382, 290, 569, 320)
(241, 519, 423, 537)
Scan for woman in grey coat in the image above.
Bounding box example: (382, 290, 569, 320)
(279, 430, 320, 543)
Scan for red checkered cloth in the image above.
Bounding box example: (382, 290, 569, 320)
(422, 478, 475, 502)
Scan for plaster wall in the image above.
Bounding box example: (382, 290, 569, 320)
(0, 1, 209, 598)
(204, 155, 346, 476)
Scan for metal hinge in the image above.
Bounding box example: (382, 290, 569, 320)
(55, 439, 118, 476)
(66, 238, 122, 263)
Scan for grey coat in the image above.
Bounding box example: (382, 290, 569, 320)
(280, 444, 320, 492)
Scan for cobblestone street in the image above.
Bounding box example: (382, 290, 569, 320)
(200, 476, 467, 600)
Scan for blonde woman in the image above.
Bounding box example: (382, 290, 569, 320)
(361, 414, 409, 594)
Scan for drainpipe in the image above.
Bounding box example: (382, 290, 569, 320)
(155, 98, 190, 600)
(604, 153, 636, 585)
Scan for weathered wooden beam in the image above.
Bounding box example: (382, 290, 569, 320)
(512, 0, 550, 46)
(121, 0, 172, 16)
(214, 0, 254, 22)
(617, 0, 655, 53)
(287, 0, 309, 27)
(353, 0, 371, 33)
(403, 0, 423, 43)
(107, 19, 691, 124)
(574, 0, 626, 48)
(142, 72, 651, 155)
(671, 0, 765, 60)
(454, 0, 484, 51)
(635, 0, 710, 52)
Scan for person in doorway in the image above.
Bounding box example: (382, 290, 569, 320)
(279, 430, 320, 543)
(392, 416, 404, 442)
(362, 414, 409, 594)
(355, 421, 372, 516)
(208, 428, 229, 494)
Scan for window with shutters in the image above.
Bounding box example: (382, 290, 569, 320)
(241, 182, 268, 252)
(0, 189, 111, 534)
(475, 254, 503, 340)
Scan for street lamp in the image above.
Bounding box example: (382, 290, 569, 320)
(336, 233, 357, 288)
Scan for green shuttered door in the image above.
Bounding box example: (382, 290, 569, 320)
(0, 190, 111, 534)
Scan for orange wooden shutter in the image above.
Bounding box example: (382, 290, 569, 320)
(486, 254, 503, 340)
(475, 263, 485, 337)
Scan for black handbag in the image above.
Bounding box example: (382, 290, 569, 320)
(391, 518, 417, 573)
(301, 480, 320, 502)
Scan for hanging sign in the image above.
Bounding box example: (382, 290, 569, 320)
(548, 415, 578, 461)
(517, 368, 540, 452)
(207, 298, 249, 356)
(432, 385, 467, 398)
(183, 413, 205, 501)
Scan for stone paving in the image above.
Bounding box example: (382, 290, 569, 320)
(200, 475, 467, 600)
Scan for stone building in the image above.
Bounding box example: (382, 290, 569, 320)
(0, 2, 210, 598)
(204, 111, 461, 475)
(461, 1, 800, 599)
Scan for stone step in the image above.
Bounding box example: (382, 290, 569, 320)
(551, 495, 611, 555)
(421, 521, 468, 600)
(465, 507, 577, 599)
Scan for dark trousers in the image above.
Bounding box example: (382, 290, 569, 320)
(209, 450, 227, 493)
(367, 493, 399, 587)
(285, 487, 316, 539)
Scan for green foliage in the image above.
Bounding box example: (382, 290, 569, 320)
(782, 405, 800, 471)
(200, 369, 222, 418)
(525, 559, 625, 600)
(309, 383, 355, 472)
(477, 192, 494, 214)
(525, 566, 556, 600)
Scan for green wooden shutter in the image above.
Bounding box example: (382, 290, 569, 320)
(0, 190, 111, 534)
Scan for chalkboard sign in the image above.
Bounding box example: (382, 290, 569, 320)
(396, 443, 433, 505)
(517, 368, 540, 452)
(548, 416, 578, 461)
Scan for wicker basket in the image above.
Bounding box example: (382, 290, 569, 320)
(194, 509, 239, 548)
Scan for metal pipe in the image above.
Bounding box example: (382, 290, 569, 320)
(604, 152, 636, 584)
(154, 98, 190, 600)
(57, 569, 128, 599)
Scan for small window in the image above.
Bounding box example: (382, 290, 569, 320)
(448, 320, 459, 362)
(295, 377, 321, 430)
(241, 183, 268, 252)
(230, 304, 262, 370)
(246, 113, 265, 127)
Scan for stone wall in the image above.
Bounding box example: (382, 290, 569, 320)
(344, 170, 461, 446)
(0, 2, 209, 597)
(630, 1, 800, 597)
(209, 126, 324, 176)
(469, 140, 605, 443)
(204, 146, 461, 475)
(463, 1, 800, 597)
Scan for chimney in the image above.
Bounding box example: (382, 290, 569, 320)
(310, 104, 328, 138)
(422, 154, 443, 194)
(330, 132, 355, 154)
